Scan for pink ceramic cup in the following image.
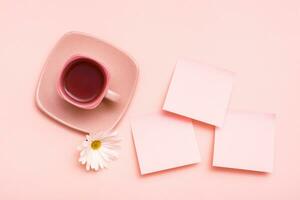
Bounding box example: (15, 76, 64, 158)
(57, 55, 120, 109)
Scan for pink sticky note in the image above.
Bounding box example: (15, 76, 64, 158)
(163, 59, 235, 127)
(213, 111, 275, 173)
(131, 112, 201, 175)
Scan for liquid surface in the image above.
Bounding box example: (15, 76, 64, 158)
(63, 58, 105, 103)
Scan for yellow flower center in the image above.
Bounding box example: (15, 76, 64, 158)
(91, 140, 102, 150)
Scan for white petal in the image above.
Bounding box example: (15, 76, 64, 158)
(94, 161, 99, 171)
(102, 134, 120, 141)
(99, 152, 110, 168)
(79, 155, 87, 164)
(86, 151, 93, 165)
(86, 161, 91, 171)
(102, 143, 120, 150)
(95, 150, 106, 171)
(98, 151, 107, 169)
(106, 131, 118, 137)
(100, 151, 112, 162)
(102, 141, 121, 147)
(96, 133, 106, 140)
(90, 160, 97, 171)
(83, 141, 90, 147)
(90, 133, 101, 141)
(80, 149, 88, 157)
(101, 148, 119, 160)
(95, 131, 118, 140)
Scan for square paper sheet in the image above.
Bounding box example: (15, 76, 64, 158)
(163, 59, 235, 127)
(213, 111, 275, 172)
(131, 112, 201, 175)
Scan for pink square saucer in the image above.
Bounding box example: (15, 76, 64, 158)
(36, 32, 139, 133)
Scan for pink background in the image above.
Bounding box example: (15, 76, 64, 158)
(0, 0, 300, 199)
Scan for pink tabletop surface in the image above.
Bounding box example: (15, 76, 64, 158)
(1, 0, 300, 199)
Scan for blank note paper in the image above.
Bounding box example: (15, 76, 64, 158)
(213, 111, 275, 173)
(163, 59, 234, 127)
(131, 112, 201, 175)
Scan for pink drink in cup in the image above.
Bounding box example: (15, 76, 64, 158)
(57, 55, 120, 109)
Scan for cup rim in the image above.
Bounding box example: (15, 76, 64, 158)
(57, 54, 110, 109)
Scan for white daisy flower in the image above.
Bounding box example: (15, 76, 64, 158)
(78, 131, 121, 171)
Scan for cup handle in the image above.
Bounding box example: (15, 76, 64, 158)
(105, 89, 120, 102)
